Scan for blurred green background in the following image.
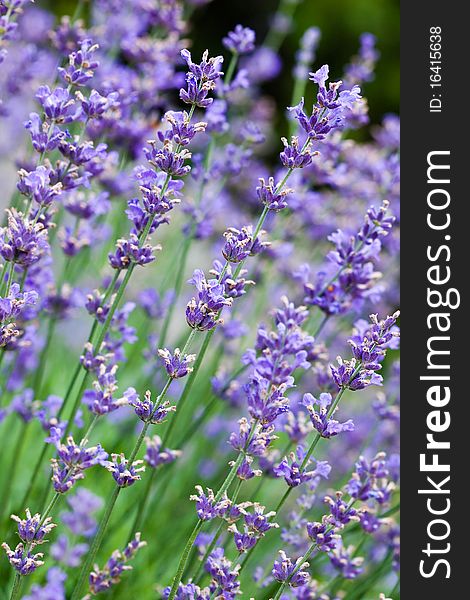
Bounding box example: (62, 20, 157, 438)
(41, 0, 399, 125)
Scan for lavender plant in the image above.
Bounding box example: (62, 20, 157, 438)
(0, 2, 400, 599)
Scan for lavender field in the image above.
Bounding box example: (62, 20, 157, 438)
(0, 1, 400, 598)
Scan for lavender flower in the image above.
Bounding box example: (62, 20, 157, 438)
(88, 533, 146, 595)
(288, 64, 362, 140)
(82, 364, 137, 415)
(280, 136, 316, 169)
(329, 541, 364, 579)
(179, 49, 223, 108)
(51, 436, 108, 493)
(272, 550, 310, 587)
(128, 390, 176, 424)
(245, 375, 290, 426)
(77, 89, 119, 119)
(345, 452, 395, 504)
(306, 519, 340, 552)
(10, 509, 56, 544)
(108, 234, 160, 269)
(58, 39, 100, 87)
(144, 435, 181, 468)
(204, 548, 240, 597)
(158, 347, 196, 379)
(222, 25, 256, 55)
(105, 453, 145, 487)
(256, 176, 293, 211)
(227, 524, 257, 553)
(0, 209, 49, 266)
(17, 166, 62, 206)
(301, 393, 355, 438)
(190, 485, 230, 521)
(186, 269, 232, 331)
(23, 567, 67, 600)
(274, 446, 331, 487)
(325, 492, 358, 528)
(2, 543, 44, 575)
(331, 312, 400, 391)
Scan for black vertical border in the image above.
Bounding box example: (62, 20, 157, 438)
(401, 2, 465, 598)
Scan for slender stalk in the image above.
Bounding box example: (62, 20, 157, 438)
(32, 316, 56, 396)
(8, 574, 22, 600)
(70, 486, 121, 600)
(224, 53, 238, 86)
(389, 577, 400, 598)
(17, 443, 49, 512)
(57, 268, 121, 423)
(167, 520, 204, 600)
(273, 541, 318, 600)
(157, 234, 192, 349)
(0, 422, 27, 524)
(193, 478, 243, 584)
(157, 135, 217, 350)
(263, 0, 299, 52)
(0, 262, 15, 298)
(70, 373, 174, 598)
(167, 420, 255, 600)
(126, 467, 156, 540)
(161, 328, 214, 447)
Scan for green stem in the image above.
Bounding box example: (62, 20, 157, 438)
(160, 328, 213, 447)
(32, 316, 56, 397)
(272, 541, 317, 600)
(8, 574, 22, 600)
(126, 467, 156, 540)
(390, 577, 400, 598)
(167, 520, 204, 600)
(157, 235, 192, 349)
(70, 486, 121, 600)
(0, 422, 27, 523)
(17, 443, 49, 513)
(70, 373, 173, 598)
(193, 479, 243, 584)
(57, 268, 121, 423)
(167, 439, 252, 598)
(224, 53, 238, 86)
(91, 266, 136, 351)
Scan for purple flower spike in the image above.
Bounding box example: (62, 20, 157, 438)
(128, 390, 176, 424)
(179, 49, 223, 108)
(329, 541, 364, 579)
(274, 446, 331, 487)
(0, 209, 49, 267)
(2, 543, 44, 575)
(223, 25, 256, 55)
(11, 509, 56, 545)
(190, 485, 230, 521)
(105, 453, 145, 488)
(272, 550, 310, 588)
(227, 523, 257, 553)
(185, 269, 232, 331)
(144, 435, 181, 468)
(108, 234, 160, 269)
(301, 392, 355, 438)
(158, 347, 196, 379)
(58, 38, 100, 87)
(35, 85, 78, 123)
(17, 166, 62, 206)
(280, 136, 317, 169)
(306, 519, 340, 552)
(89, 533, 146, 594)
(256, 177, 293, 211)
(222, 226, 269, 263)
(77, 89, 119, 119)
